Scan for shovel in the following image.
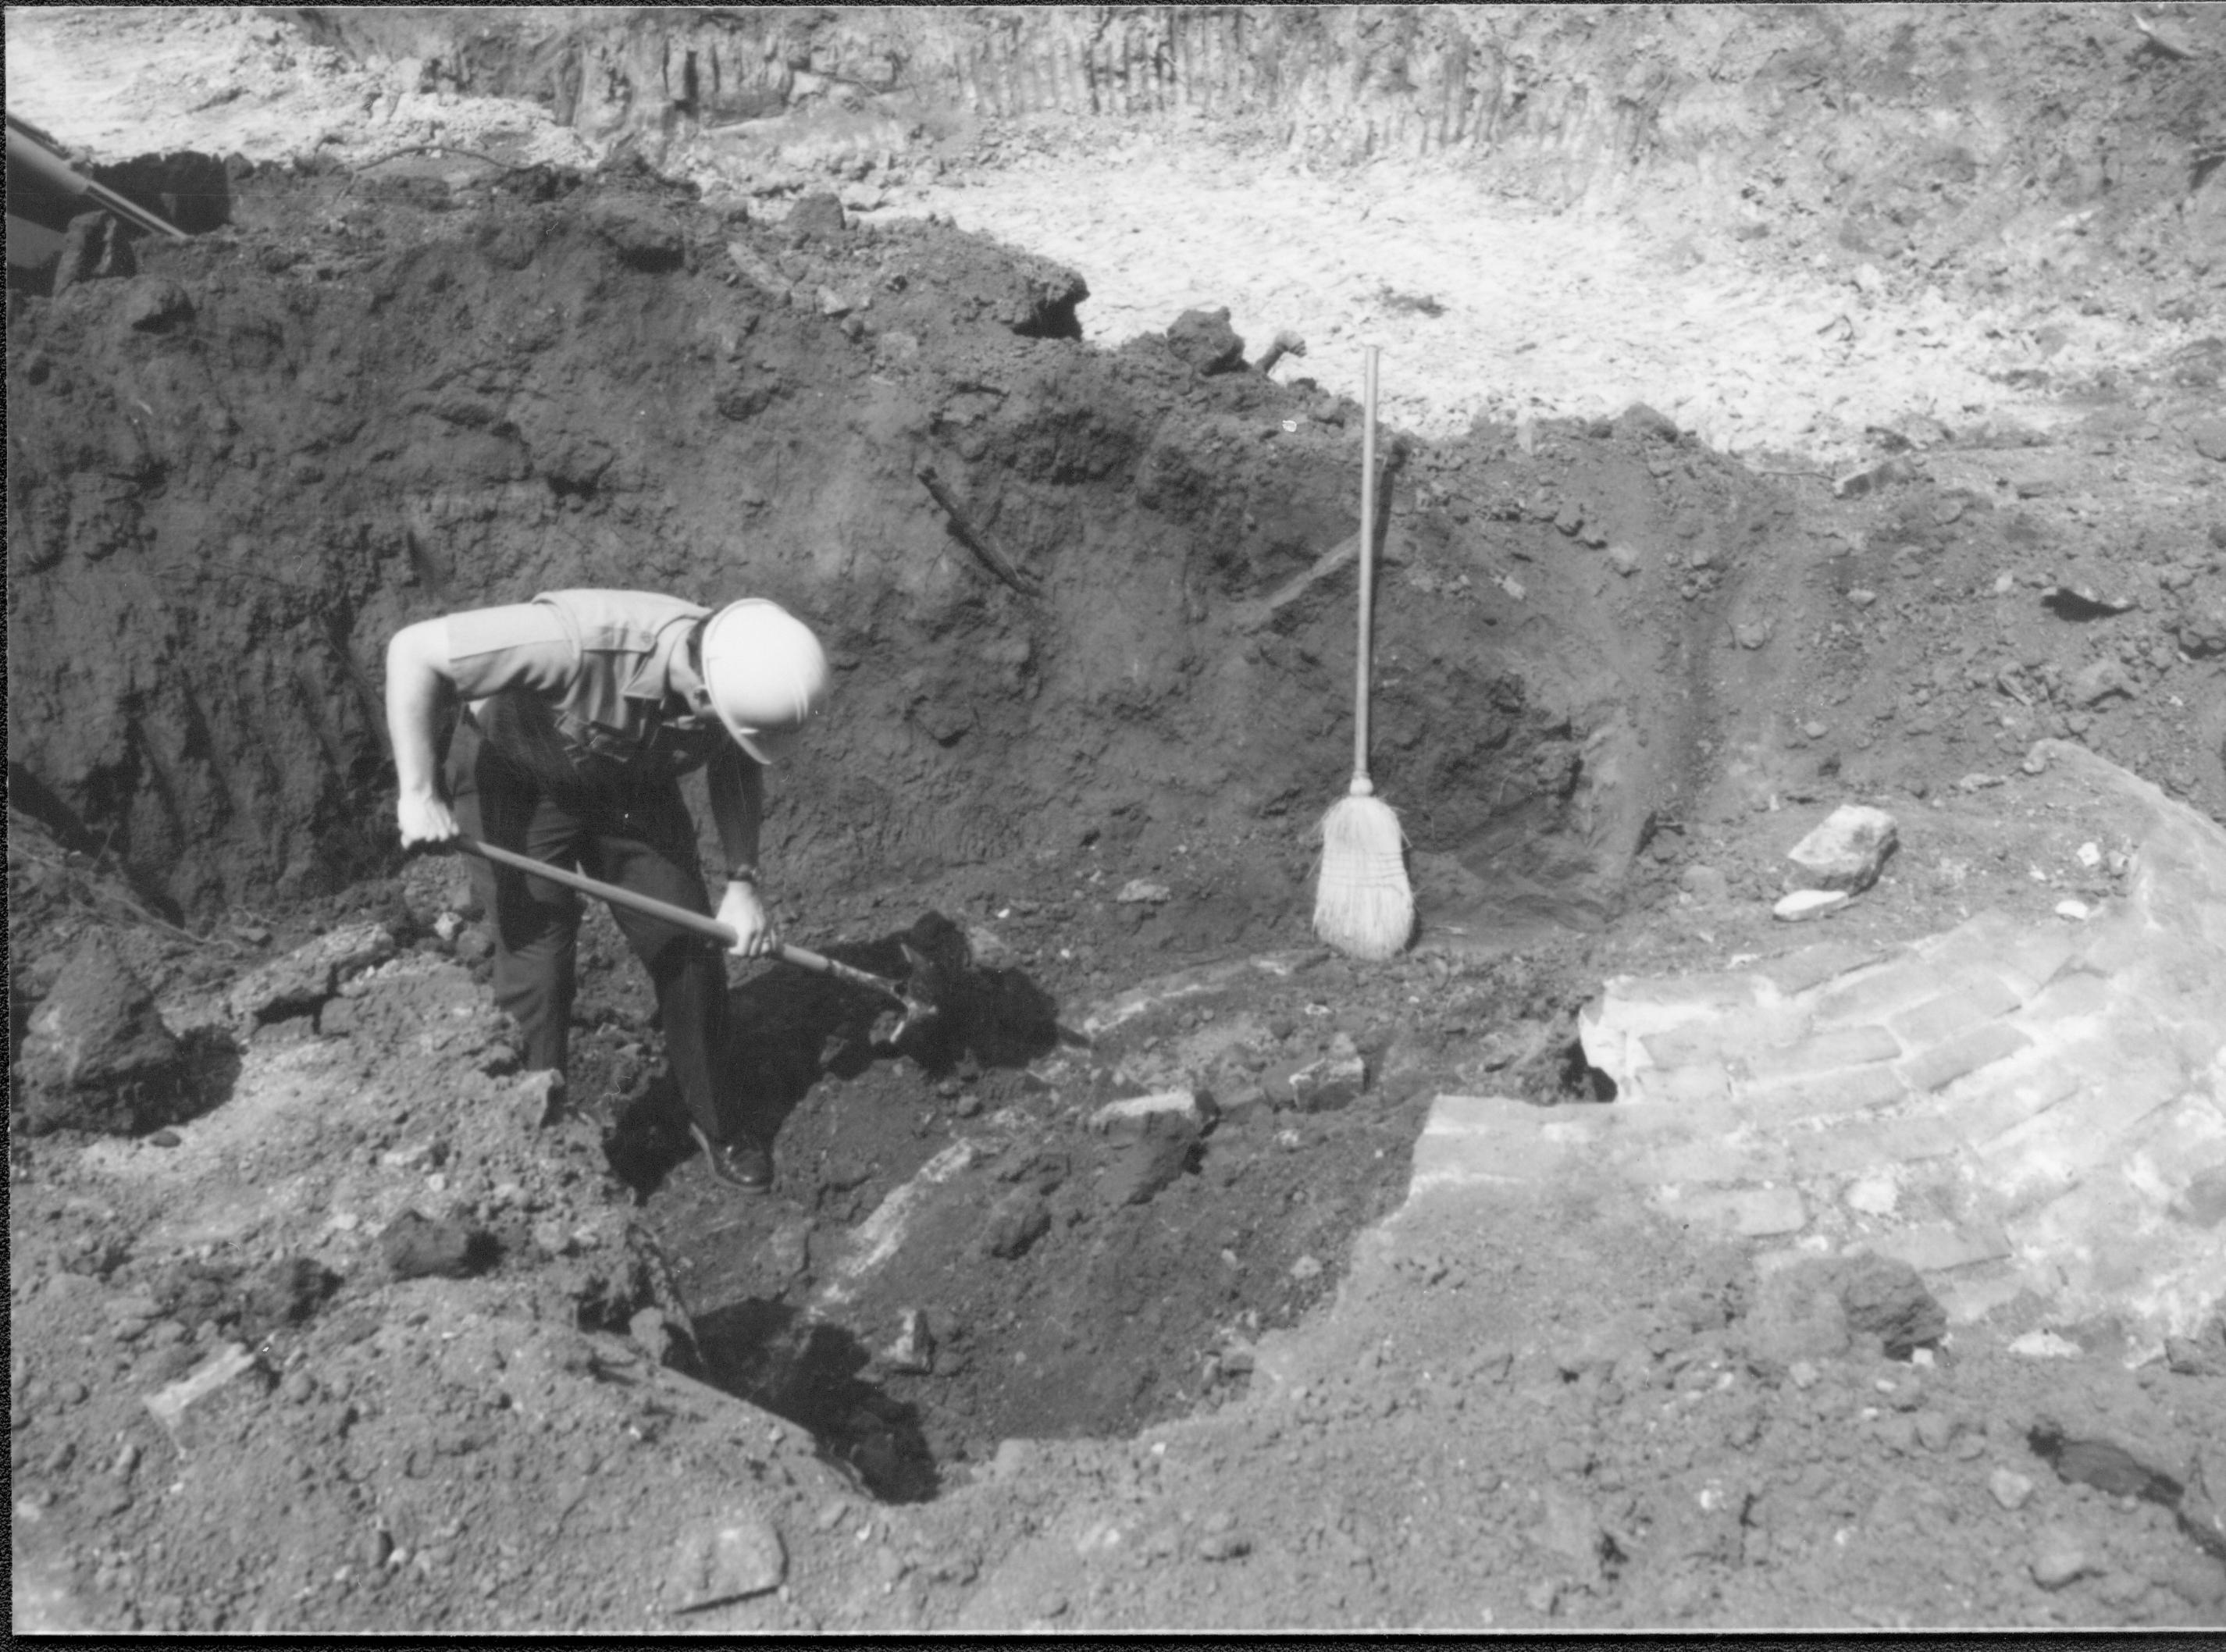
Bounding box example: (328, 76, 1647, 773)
(447, 835, 939, 1049)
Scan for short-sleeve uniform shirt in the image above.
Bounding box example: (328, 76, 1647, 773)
(447, 589, 725, 789)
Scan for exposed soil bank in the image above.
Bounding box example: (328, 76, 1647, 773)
(7, 156, 1766, 924)
(298, 2, 2224, 301)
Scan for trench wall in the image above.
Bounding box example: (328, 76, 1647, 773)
(6, 167, 1780, 921)
(296, 4, 2225, 287)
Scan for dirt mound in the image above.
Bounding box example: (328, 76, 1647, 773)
(8, 158, 1772, 931)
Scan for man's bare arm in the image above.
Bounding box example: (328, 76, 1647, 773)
(705, 744, 777, 955)
(386, 618, 461, 846)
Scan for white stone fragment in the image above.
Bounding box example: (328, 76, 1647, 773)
(1772, 888, 1850, 922)
(1089, 1090, 1213, 1134)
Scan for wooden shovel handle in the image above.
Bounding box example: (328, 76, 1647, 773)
(1353, 344, 1380, 793)
(450, 835, 906, 1007)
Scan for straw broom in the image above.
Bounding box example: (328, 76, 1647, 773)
(1314, 344, 1413, 960)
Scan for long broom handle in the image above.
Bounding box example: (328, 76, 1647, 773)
(450, 834, 906, 1007)
(1351, 344, 1380, 798)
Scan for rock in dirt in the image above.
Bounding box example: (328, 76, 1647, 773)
(2166, 1326, 2226, 1378)
(1099, 1128, 1197, 1209)
(1679, 864, 1729, 904)
(16, 931, 187, 1134)
(2030, 1524, 2098, 1590)
(1527, 1484, 1606, 1584)
(226, 922, 396, 1022)
(1772, 888, 1850, 923)
(1164, 306, 1246, 375)
(1089, 1089, 1213, 1135)
(120, 276, 194, 332)
(1786, 805, 1899, 894)
(52, 208, 136, 296)
(1615, 402, 1681, 443)
(881, 1308, 935, 1374)
(1287, 1033, 1367, 1111)
(1196, 1528, 1252, 1562)
(1990, 1467, 2037, 1511)
(1832, 1252, 1945, 1355)
(979, 1190, 1051, 1260)
(587, 200, 686, 271)
(784, 189, 848, 242)
(630, 1308, 675, 1366)
(666, 1508, 785, 1611)
(143, 1343, 261, 1444)
(379, 1209, 487, 1280)
(1834, 457, 1914, 499)
(2173, 599, 2226, 660)
(2069, 659, 2136, 707)
(2163, 1553, 2226, 1608)
(237, 1256, 340, 1340)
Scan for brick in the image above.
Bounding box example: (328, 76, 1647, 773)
(1640, 1005, 1809, 1068)
(1412, 1096, 1571, 1190)
(1429, 1093, 1537, 1131)
(1949, 1064, 2083, 1148)
(2130, 1095, 2226, 1174)
(1643, 1027, 1727, 1068)
(1675, 1186, 1809, 1237)
(2073, 914, 2151, 976)
(1743, 1063, 1910, 1120)
(2164, 1013, 2226, 1070)
(2022, 970, 2112, 1021)
(1743, 1024, 1903, 1082)
(1931, 1266, 2035, 1326)
(1653, 1060, 1731, 1106)
(1897, 1022, 2032, 1094)
(1783, 1116, 1961, 1179)
(1610, 973, 1765, 1011)
(1976, 1064, 2183, 1183)
(2005, 1180, 2192, 1300)
(1811, 961, 1944, 1027)
(1861, 1220, 2012, 1273)
(1540, 1114, 1611, 1149)
(1918, 910, 2024, 972)
(1756, 942, 1887, 997)
(1637, 1140, 1784, 1187)
(1995, 927, 2078, 997)
(1601, 1093, 1747, 1143)
(2057, 1059, 2188, 1141)
(1888, 975, 2025, 1046)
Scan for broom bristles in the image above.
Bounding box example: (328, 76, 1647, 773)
(1314, 792, 1413, 960)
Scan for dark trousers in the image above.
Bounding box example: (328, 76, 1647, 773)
(446, 714, 745, 1145)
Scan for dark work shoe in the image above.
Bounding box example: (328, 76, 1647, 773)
(690, 1123, 772, 1192)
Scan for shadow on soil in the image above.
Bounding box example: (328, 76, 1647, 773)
(683, 1298, 941, 1503)
(601, 913, 1062, 1202)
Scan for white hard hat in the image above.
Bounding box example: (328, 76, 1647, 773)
(698, 599, 830, 766)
